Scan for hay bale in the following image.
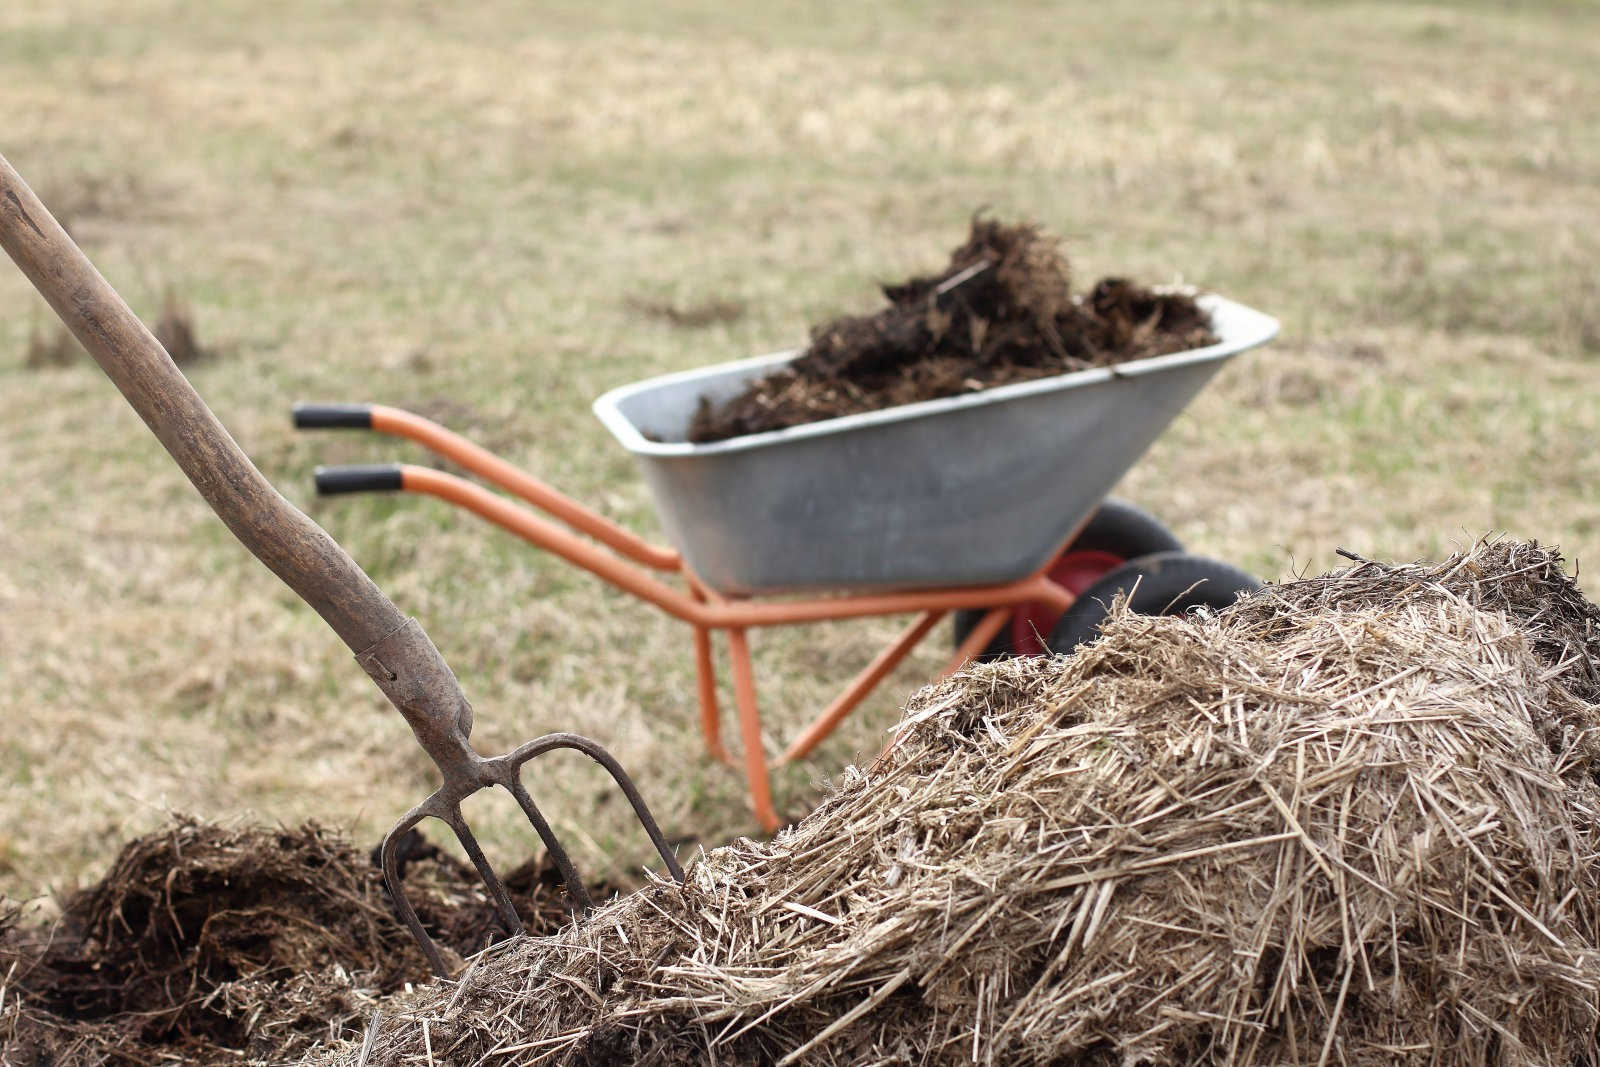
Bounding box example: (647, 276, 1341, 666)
(327, 540, 1600, 1066)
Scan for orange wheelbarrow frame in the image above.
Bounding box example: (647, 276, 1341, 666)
(300, 404, 1080, 832)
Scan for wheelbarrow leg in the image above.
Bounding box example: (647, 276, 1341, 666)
(693, 623, 732, 765)
(941, 607, 1013, 676)
(725, 627, 781, 832)
(778, 610, 945, 766)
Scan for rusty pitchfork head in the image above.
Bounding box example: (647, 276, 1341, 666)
(366, 623, 686, 975)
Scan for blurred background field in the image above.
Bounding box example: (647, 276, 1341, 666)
(1, 0, 1596, 898)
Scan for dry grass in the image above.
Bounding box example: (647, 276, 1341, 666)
(317, 540, 1600, 1065)
(1, 0, 1598, 913)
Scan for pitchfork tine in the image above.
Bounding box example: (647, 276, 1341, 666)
(501, 732, 687, 882)
(446, 813, 526, 937)
(379, 804, 451, 977)
(506, 779, 595, 913)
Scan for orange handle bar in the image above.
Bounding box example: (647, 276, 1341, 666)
(314, 462, 1075, 629)
(293, 402, 682, 572)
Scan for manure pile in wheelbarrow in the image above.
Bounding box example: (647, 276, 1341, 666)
(326, 539, 1600, 1067)
(689, 216, 1217, 442)
(0, 820, 613, 1065)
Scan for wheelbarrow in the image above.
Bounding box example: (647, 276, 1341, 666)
(298, 295, 1280, 832)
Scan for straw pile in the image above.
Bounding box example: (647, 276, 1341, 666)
(327, 540, 1600, 1066)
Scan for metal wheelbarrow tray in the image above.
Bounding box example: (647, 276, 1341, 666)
(594, 294, 1280, 596)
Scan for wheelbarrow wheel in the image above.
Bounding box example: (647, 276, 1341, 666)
(951, 498, 1183, 661)
(1047, 551, 1262, 654)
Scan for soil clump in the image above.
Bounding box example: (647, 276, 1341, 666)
(688, 216, 1216, 442)
(0, 819, 611, 1065)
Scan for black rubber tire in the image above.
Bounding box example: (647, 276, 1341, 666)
(951, 499, 1184, 661)
(1048, 551, 1262, 654)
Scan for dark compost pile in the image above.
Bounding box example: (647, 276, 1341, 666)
(319, 539, 1600, 1066)
(0, 819, 608, 1065)
(688, 216, 1217, 442)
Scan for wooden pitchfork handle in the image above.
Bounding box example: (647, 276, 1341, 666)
(0, 152, 687, 975)
(0, 155, 485, 782)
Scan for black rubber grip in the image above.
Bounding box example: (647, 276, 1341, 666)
(293, 403, 373, 429)
(315, 464, 403, 495)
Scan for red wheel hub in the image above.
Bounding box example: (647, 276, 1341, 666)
(1010, 549, 1124, 656)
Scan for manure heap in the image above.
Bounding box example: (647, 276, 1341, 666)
(339, 540, 1600, 1065)
(687, 216, 1217, 443)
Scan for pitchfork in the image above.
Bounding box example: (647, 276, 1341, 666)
(0, 154, 685, 976)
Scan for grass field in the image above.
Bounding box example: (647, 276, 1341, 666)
(2, 0, 1598, 901)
